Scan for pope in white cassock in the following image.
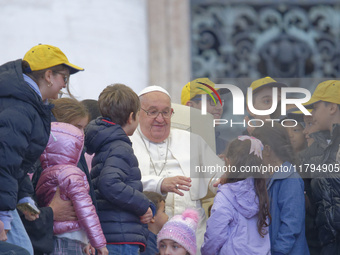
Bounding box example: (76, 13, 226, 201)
(130, 86, 224, 252)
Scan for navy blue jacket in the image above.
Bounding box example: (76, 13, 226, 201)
(85, 117, 150, 250)
(0, 59, 51, 211)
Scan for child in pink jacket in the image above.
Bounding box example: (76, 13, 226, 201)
(36, 122, 108, 255)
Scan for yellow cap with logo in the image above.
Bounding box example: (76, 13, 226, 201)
(23, 44, 84, 74)
(303, 80, 340, 108)
(181, 78, 223, 105)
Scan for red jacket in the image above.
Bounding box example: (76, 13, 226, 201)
(36, 122, 106, 249)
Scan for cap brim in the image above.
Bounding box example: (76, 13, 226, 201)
(302, 97, 321, 108)
(279, 106, 312, 121)
(284, 108, 312, 122)
(64, 63, 84, 74)
(290, 109, 312, 114)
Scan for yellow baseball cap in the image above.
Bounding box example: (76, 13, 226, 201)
(23, 44, 84, 74)
(181, 78, 227, 105)
(246, 77, 287, 106)
(249, 76, 287, 92)
(303, 80, 340, 108)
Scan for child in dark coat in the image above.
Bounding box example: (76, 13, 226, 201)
(85, 84, 153, 254)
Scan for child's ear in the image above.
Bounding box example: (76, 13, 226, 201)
(150, 217, 155, 223)
(127, 112, 134, 124)
(329, 103, 338, 115)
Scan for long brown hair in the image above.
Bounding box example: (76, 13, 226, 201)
(252, 122, 298, 165)
(221, 138, 271, 237)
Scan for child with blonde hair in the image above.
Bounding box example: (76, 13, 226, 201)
(36, 122, 108, 255)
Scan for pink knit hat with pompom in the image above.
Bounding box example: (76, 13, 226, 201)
(157, 208, 199, 255)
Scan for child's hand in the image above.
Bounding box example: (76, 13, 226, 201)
(213, 178, 221, 187)
(0, 220, 7, 241)
(218, 154, 226, 161)
(83, 243, 95, 255)
(97, 246, 109, 255)
(140, 207, 153, 224)
(0, 229, 7, 242)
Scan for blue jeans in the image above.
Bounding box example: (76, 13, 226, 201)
(6, 210, 33, 255)
(107, 244, 140, 255)
(0, 241, 30, 255)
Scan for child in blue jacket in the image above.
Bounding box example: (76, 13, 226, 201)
(85, 84, 153, 254)
(253, 122, 310, 255)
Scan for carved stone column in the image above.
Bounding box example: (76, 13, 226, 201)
(147, 0, 191, 104)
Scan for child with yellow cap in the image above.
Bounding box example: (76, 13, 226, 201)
(302, 80, 340, 254)
(244, 76, 287, 135)
(181, 77, 229, 154)
(303, 80, 340, 164)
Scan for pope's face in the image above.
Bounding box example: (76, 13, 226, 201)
(139, 92, 172, 143)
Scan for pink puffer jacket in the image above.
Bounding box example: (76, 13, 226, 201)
(36, 122, 106, 249)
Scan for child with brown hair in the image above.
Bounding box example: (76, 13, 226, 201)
(85, 84, 154, 254)
(143, 191, 169, 255)
(201, 136, 271, 255)
(252, 122, 309, 255)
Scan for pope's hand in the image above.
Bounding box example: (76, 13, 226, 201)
(161, 176, 191, 196)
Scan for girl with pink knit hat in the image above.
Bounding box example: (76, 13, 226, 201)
(157, 209, 199, 255)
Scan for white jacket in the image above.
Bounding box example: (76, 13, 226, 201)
(130, 127, 224, 253)
(130, 127, 223, 200)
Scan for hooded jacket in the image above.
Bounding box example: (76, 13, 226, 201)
(36, 122, 106, 249)
(85, 117, 150, 250)
(201, 178, 270, 255)
(0, 59, 52, 211)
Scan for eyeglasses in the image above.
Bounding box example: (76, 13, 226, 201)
(141, 108, 174, 119)
(53, 71, 69, 85)
(192, 97, 224, 106)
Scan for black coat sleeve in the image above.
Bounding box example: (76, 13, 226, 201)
(21, 207, 54, 254)
(17, 174, 35, 201)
